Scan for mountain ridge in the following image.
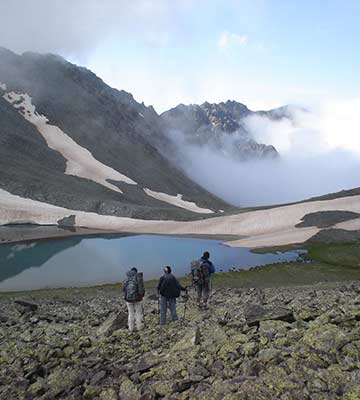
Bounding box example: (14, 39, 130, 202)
(161, 99, 287, 161)
(0, 48, 231, 219)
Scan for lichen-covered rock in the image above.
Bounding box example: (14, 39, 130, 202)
(119, 377, 139, 400)
(1, 282, 360, 399)
(344, 386, 360, 400)
(28, 379, 46, 396)
(83, 385, 101, 399)
(100, 387, 118, 400)
(300, 323, 348, 353)
(151, 380, 174, 396)
(46, 367, 82, 397)
(172, 328, 202, 352)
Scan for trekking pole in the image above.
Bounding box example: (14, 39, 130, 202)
(208, 276, 212, 305)
(182, 289, 189, 323)
(142, 302, 146, 328)
(157, 291, 160, 315)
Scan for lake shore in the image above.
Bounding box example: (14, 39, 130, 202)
(0, 224, 243, 246)
(1, 240, 360, 297)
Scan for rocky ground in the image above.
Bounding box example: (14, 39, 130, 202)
(1, 283, 360, 400)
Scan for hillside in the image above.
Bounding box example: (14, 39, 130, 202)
(1, 276, 360, 399)
(0, 48, 231, 220)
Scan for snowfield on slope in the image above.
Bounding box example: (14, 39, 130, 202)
(2, 89, 137, 193)
(1, 188, 360, 247)
(144, 188, 214, 214)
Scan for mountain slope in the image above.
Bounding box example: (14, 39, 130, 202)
(0, 48, 232, 219)
(161, 100, 288, 160)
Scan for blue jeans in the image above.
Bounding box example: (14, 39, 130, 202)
(160, 296, 178, 325)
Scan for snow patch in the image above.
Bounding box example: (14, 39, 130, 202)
(138, 112, 144, 118)
(144, 188, 214, 214)
(1, 188, 360, 248)
(0, 82, 7, 90)
(225, 227, 320, 248)
(335, 217, 360, 231)
(2, 91, 137, 193)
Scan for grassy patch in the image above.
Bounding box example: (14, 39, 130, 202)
(305, 242, 360, 267)
(250, 244, 303, 254)
(210, 262, 360, 288)
(215, 242, 360, 288)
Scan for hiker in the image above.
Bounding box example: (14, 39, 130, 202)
(123, 267, 145, 332)
(157, 266, 187, 325)
(190, 251, 215, 307)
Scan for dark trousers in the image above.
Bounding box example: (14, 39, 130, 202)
(195, 282, 210, 303)
(160, 296, 178, 325)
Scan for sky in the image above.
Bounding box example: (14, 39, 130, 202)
(0, 0, 359, 113)
(0, 0, 359, 205)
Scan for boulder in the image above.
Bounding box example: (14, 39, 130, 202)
(90, 370, 106, 386)
(57, 214, 76, 227)
(244, 304, 295, 326)
(97, 311, 128, 337)
(172, 379, 192, 393)
(14, 300, 38, 312)
(100, 387, 118, 400)
(124, 354, 158, 374)
(119, 377, 139, 400)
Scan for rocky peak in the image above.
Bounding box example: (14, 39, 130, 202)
(200, 100, 252, 132)
(161, 100, 280, 160)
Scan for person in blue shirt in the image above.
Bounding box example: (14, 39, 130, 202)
(194, 251, 215, 308)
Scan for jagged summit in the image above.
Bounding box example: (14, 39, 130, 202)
(161, 100, 283, 161)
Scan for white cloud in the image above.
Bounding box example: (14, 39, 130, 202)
(217, 31, 248, 51)
(245, 99, 360, 156)
(0, 0, 178, 57)
(316, 98, 360, 153)
(166, 98, 360, 207)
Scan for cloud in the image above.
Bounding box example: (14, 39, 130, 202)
(217, 31, 248, 51)
(167, 99, 360, 207)
(246, 100, 360, 156)
(0, 0, 177, 58)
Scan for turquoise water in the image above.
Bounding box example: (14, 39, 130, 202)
(0, 234, 305, 291)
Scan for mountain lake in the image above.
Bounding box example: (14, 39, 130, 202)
(0, 234, 306, 291)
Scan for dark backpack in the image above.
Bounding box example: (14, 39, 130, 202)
(125, 272, 145, 302)
(191, 259, 210, 285)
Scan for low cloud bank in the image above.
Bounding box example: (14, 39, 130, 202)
(169, 101, 360, 207)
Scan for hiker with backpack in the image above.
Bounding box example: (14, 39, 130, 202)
(190, 251, 215, 308)
(123, 267, 145, 332)
(157, 266, 187, 325)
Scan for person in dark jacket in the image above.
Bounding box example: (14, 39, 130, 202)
(157, 266, 187, 325)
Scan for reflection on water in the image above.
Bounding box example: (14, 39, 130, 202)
(0, 235, 305, 291)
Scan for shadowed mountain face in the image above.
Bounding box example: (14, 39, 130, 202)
(161, 100, 287, 160)
(0, 48, 231, 219)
